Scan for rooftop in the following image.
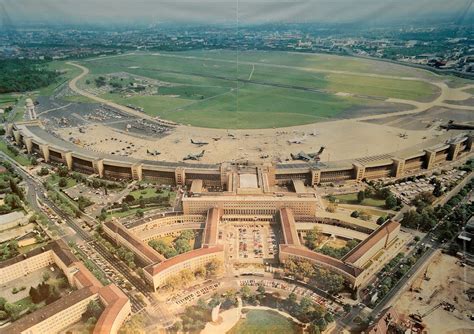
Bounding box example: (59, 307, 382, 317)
(280, 244, 362, 277)
(239, 173, 259, 188)
(145, 245, 223, 276)
(0, 211, 25, 225)
(342, 220, 400, 264)
(3, 286, 99, 333)
(202, 208, 220, 247)
(104, 220, 165, 264)
(279, 208, 300, 246)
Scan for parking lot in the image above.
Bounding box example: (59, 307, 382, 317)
(166, 281, 222, 307)
(224, 223, 279, 263)
(389, 169, 467, 204)
(63, 183, 123, 215)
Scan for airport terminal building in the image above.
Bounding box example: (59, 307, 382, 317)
(6, 120, 473, 190)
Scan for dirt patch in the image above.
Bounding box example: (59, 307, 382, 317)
(336, 101, 412, 119)
(363, 107, 474, 131)
(394, 252, 474, 334)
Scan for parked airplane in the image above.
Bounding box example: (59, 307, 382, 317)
(183, 150, 205, 161)
(190, 139, 209, 146)
(147, 149, 161, 156)
(290, 146, 325, 162)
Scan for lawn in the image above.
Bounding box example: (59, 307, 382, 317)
(0, 140, 31, 166)
(228, 309, 298, 334)
(331, 193, 386, 208)
(107, 207, 154, 219)
(129, 187, 176, 201)
(47, 174, 77, 189)
(0, 93, 18, 107)
(70, 50, 443, 129)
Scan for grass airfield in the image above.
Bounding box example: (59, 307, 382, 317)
(72, 50, 444, 129)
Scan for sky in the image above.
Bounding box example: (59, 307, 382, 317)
(1, 0, 473, 27)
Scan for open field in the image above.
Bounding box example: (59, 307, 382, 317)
(64, 51, 448, 128)
(227, 309, 298, 334)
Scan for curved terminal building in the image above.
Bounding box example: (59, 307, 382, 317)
(6, 120, 472, 189)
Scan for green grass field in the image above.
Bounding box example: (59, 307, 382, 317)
(330, 193, 386, 208)
(228, 309, 298, 334)
(53, 51, 445, 128)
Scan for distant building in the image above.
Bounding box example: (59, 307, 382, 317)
(1, 240, 131, 334)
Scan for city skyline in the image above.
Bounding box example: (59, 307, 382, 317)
(1, 0, 473, 27)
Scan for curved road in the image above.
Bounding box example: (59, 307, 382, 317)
(67, 62, 157, 122)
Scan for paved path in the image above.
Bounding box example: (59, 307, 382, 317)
(201, 298, 243, 334)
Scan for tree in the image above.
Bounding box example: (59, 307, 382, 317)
(82, 300, 103, 321)
(57, 165, 69, 177)
(5, 194, 22, 210)
(29, 286, 41, 303)
(257, 285, 266, 295)
(240, 286, 252, 299)
(4, 302, 22, 320)
(174, 238, 191, 254)
(58, 178, 68, 187)
(376, 216, 386, 225)
(304, 226, 322, 250)
(0, 311, 7, 320)
(0, 297, 6, 310)
(350, 210, 360, 218)
(385, 195, 397, 210)
(287, 292, 297, 305)
(123, 194, 135, 203)
(317, 318, 328, 331)
(433, 182, 443, 197)
(194, 266, 206, 278)
(357, 190, 365, 203)
(136, 209, 144, 218)
(205, 259, 221, 277)
(309, 325, 321, 334)
(38, 167, 49, 176)
(121, 203, 129, 212)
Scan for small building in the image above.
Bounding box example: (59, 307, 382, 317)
(0, 211, 27, 232)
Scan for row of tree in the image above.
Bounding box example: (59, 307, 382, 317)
(284, 258, 345, 293)
(162, 258, 222, 291)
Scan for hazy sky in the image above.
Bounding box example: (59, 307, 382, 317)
(1, 0, 473, 26)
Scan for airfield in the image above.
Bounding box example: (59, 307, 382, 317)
(33, 50, 474, 164)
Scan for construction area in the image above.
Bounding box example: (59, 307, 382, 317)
(394, 251, 474, 334)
